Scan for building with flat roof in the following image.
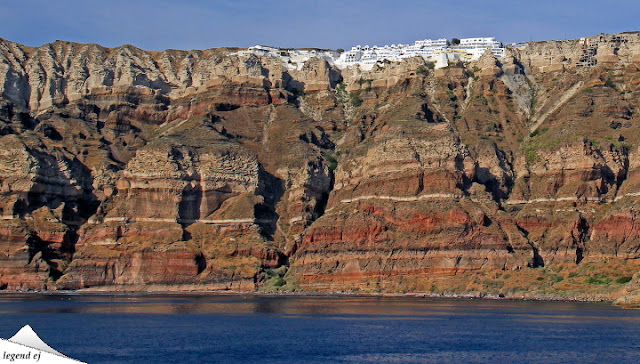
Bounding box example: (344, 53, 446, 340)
(235, 36, 505, 71)
(335, 37, 504, 69)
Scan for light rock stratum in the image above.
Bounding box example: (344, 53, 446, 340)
(2, 32, 640, 300)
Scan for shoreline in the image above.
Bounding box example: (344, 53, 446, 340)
(0, 288, 616, 304)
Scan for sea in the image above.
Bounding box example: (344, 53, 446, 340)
(0, 293, 639, 363)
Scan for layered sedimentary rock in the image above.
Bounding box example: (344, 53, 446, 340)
(2, 32, 640, 298)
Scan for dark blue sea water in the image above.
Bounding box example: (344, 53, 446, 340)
(1, 294, 639, 363)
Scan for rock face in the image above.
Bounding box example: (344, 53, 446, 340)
(2, 32, 640, 298)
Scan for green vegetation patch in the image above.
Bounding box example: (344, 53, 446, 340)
(261, 266, 289, 290)
(522, 127, 563, 164)
(584, 274, 612, 285)
(335, 82, 348, 104)
(334, 83, 363, 107)
(350, 92, 363, 107)
(324, 153, 338, 171)
(616, 276, 633, 284)
(445, 88, 456, 100)
(529, 127, 548, 138)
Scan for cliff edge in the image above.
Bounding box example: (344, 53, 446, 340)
(2, 32, 640, 300)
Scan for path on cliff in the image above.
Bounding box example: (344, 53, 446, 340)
(529, 81, 584, 133)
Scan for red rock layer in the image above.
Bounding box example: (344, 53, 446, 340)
(1, 33, 640, 295)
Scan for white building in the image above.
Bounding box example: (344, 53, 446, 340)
(335, 38, 450, 69)
(451, 37, 505, 60)
(239, 45, 281, 56)
(334, 37, 504, 69)
(234, 36, 505, 71)
(234, 46, 340, 70)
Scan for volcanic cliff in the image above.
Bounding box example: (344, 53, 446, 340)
(2, 32, 640, 301)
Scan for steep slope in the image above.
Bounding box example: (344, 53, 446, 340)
(1, 33, 640, 299)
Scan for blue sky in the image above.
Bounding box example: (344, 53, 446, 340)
(1, 0, 639, 50)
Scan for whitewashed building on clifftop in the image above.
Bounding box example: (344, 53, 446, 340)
(235, 45, 340, 70)
(451, 37, 505, 60)
(335, 37, 504, 69)
(234, 36, 505, 71)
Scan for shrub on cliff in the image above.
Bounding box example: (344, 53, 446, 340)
(350, 93, 363, 107)
(616, 276, 633, 284)
(585, 274, 611, 285)
(324, 154, 338, 171)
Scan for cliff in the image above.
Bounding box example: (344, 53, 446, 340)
(2, 32, 640, 300)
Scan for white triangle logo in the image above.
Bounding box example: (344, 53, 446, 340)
(1, 325, 86, 363)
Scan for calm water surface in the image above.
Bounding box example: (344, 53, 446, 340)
(0, 293, 639, 363)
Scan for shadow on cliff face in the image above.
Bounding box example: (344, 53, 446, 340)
(15, 152, 101, 281)
(474, 166, 515, 202)
(527, 245, 545, 268)
(0, 100, 38, 132)
(516, 224, 545, 268)
(177, 181, 205, 241)
(26, 233, 73, 281)
(255, 166, 284, 241)
(178, 181, 203, 223)
(417, 103, 446, 123)
(18, 151, 100, 223)
(285, 75, 305, 107)
(194, 252, 207, 274)
(469, 141, 516, 203)
(572, 216, 590, 265)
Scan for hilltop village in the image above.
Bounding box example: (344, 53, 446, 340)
(235, 37, 507, 70)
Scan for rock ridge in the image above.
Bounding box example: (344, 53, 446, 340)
(1, 32, 640, 300)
